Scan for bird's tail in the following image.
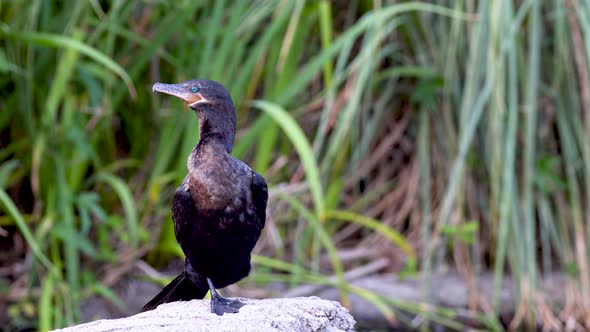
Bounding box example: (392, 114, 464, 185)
(140, 271, 209, 312)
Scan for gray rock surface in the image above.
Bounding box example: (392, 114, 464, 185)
(53, 297, 356, 332)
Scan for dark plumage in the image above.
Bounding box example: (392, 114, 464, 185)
(141, 79, 268, 315)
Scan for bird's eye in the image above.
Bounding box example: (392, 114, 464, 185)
(191, 86, 199, 93)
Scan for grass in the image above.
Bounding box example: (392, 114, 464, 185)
(1, 1, 590, 331)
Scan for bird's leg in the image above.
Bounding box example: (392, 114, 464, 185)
(207, 278, 245, 315)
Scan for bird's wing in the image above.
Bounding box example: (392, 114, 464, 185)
(171, 179, 199, 247)
(250, 171, 268, 230)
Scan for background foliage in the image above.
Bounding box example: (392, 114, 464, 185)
(1, 0, 590, 331)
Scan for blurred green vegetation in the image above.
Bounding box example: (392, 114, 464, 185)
(1, 0, 589, 331)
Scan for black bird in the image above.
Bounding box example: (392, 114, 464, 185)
(141, 79, 268, 315)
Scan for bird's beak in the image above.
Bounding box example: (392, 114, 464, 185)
(152, 82, 205, 106)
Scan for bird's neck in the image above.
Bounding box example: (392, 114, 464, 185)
(187, 134, 227, 172)
(186, 105, 236, 170)
(198, 116, 235, 154)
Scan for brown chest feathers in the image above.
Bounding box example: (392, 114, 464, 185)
(187, 143, 252, 211)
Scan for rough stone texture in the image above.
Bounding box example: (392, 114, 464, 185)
(53, 297, 356, 332)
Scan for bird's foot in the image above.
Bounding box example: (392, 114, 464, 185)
(210, 294, 245, 316)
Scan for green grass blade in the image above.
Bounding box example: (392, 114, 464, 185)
(0, 189, 56, 274)
(276, 193, 348, 307)
(2, 29, 136, 98)
(38, 272, 55, 332)
(93, 173, 138, 247)
(252, 100, 325, 219)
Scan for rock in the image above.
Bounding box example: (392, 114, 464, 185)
(53, 297, 356, 332)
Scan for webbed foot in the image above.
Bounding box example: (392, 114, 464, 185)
(207, 278, 245, 316)
(211, 294, 245, 315)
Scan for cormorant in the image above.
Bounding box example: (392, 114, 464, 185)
(141, 79, 268, 315)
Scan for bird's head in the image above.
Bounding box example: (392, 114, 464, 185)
(152, 79, 233, 112)
(152, 79, 236, 152)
